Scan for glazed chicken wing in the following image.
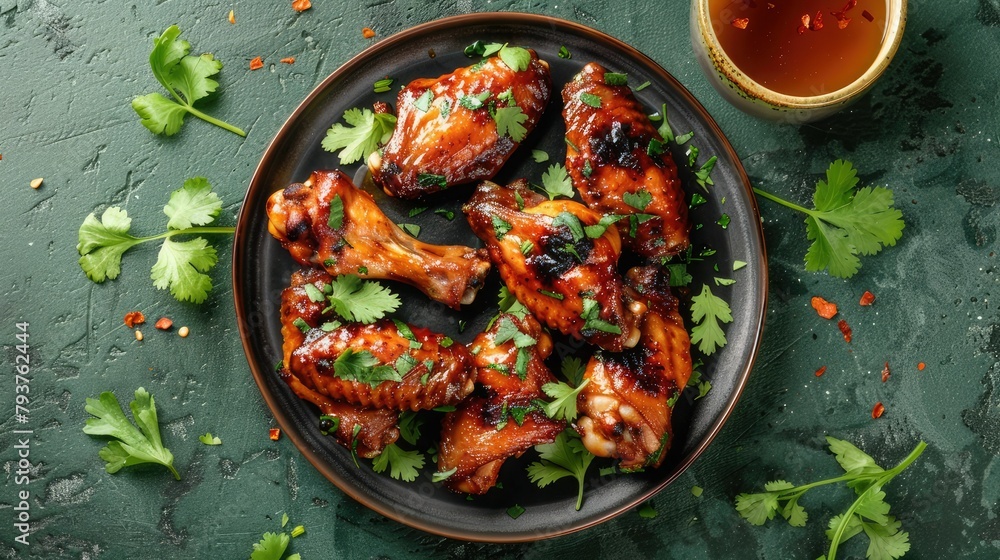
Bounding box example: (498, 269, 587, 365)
(437, 313, 565, 494)
(464, 179, 645, 351)
(279, 268, 399, 458)
(563, 63, 689, 259)
(266, 170, 491, 309)
(575, 266, 693, 470)
(288, 318, 476, 411)
(368, 50, 551, 199)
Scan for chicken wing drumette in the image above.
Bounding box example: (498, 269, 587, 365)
(279, 268, 399, 458)
(266, 170, 491, 309)
(575, 266, 693, 470)
(464, 179, 645, 351)
(368, 50, 551, 199)
(436, 313, 565, 494)
(563, 62, 689, 259)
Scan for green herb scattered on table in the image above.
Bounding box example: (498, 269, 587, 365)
(199, 433, 222, 445)
(735, 436, 926, 560)
(752, 160, 904, 279)
(76, 177, 233, 304)
(82, 387, 180, 480)
(132, 25, 246, 137)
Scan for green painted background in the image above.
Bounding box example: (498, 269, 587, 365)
(1, 0, 999, 558)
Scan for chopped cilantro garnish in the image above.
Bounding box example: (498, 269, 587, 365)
(321, 107, 396, 165)
(635, 80, 651, 91)
(434, 208, 455, 221)
(689, 284, 732, 355)
(717, 214, 730, 229)
(372, 443, 425, 482)
(675, 131, 695, 145)
(408, 206, 428, 217)
(333, 349, 402, 387)
(624, 189, 652, 211)
(604, 72, 628, 86)
(417, 173, 447, 188)
(733, 260, 747, 270)
(580, 298, 622, 334)
(695, 155, 718, 190)
(579, 92, 602, 108)
(492, 216, 513, 240)
(538, 289, 563, 300)
(414, 89, 434, 112)
(540, 163, 575, 199)
(327, 194, 344, 229)
(459, 91, 491, 110)
(558, 45, 572, 59)
(507, 504, 526, 519)
(494, 106, 528, 142)
(520, 240, 534, 255)
(398, 223, 421, 238)
(292, 317, 310, 333)
(531, 149, 549, 163)
(373, 77, 394, 93)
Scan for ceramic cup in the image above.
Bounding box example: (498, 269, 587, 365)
(690, 0, 907, 123)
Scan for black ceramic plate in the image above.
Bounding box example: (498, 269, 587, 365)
(234, 13, 767, 542)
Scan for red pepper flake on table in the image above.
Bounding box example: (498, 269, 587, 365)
(249, 56, 264, 71)
(881, 362, 891, 383)
(291, 0, 311, 12)
(815, 365, 827, 377)
(280, 57, 296, 64)
(871, 402, 885, 419)
(362, 27, 376, 39)
(269, 428, 281, 441)
(124, 311, 145, 328)
(811, 296, 838, 319)
(859, 290, 876, 306)
(155, 317, 173, 330)
(227, 9, 235, 24)
(837, 319, 852, 343)
(917, 361, 926, 371)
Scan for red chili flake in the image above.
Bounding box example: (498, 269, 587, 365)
(862, 9, 874, 22)
(291, 0, 312, 12)
(881, 362, 891, 383)
(797, 25, 808, 34)
(811, 296, 838, 319)
(871, 402, 885, 419)
(249, 56, 264, 71)
(917, 362, 926, 371)
(154, 317, 173, 331)
(362, 27, 376, 39)
(372, 101, 391, 114)
(280, 57, 296, 64)
(800, 13, 811, 30)
(811, 11, 824, 31)
(269, 428, 281, 441)
(859, 290, 876, 306)
(838, 319, 852, 343)
(124, 311, 145, 328)
(815, 366, 827, 377)
(731, 18, 749, 30)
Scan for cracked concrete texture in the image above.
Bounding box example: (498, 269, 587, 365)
(1, 0, 999, 558)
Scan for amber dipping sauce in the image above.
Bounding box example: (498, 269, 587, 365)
(709, 0, 888, 97)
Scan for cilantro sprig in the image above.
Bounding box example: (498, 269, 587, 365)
(372, 443, 426, 482)
(540, 357, 590, 422)
(753, 160, 904, 278)
(689, 284, 732, 355)
(132, 26, 245, 137)
(527, 429, 596, 511)
(736, 437, 926, 560)
(538, 163, 575, 200)
(322, 107, 397, 165)
(76, 177, 233, 303)
(83, 387, 180, 480)
(323, 275, 401, 323)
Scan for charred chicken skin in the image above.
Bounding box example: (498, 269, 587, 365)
(562, 62, 689, 259)
(437, 313, 565, 494)
(575, 266, 693, 470)
(368, 51, 551, 199)
(464, 179, 645, 351)
(266, 170, 491, 309)
(279, 268, 399, 458)
(288, 318, 476, 411)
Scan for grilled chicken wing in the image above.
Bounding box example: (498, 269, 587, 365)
(575, 266, 692, 470)
(368, 51, 551, 199)
(266, 170, 491, 309)
(279, 268, 399, 458)
(563, 63, 689, 259)
(288, 318, 476, 411)
(437, 313, 565, 494)
(464, 179, 645, 351)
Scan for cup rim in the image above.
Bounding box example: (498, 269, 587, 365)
(694, 0, 907, 109)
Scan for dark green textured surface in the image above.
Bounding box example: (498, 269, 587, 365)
(1, 0, 999, 558)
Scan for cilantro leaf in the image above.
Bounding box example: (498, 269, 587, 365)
(583, 214, 621, 239)
(163, 177, 223, 229)
(498, 286, 529, 319)
(321, 107, 397, 165)
(527, 430, 595, 510)
(542, 163, 573, 200)
(332, 348, 403, 387)
(494, 106, 528, 142)
(827, 436, 884, 475)
(77, 208, 140, 282)
(151, 237, 218, 304)
(754, 160, 905, 278)
(735, 491, 779, 526)
(623, 189, 652, 211)
(689, 284, 732, 355)
(493, 316, 537, 348)
(199, 432, 222, 445)
(560, 356, 586, 386)
(324, 274, 400, 323)
(531, 149, 549, 163)
(541, 378, 590, 422)
(83, 387, 180, 479)
(372, 443, 425, 482)
(250, 532, 290, 560)
(132, 26, 244, 137)
(580, 298, 622, 335)
(498, 44, 532, 72)
(398, 411, 423, 445)
(552, 211, 585, 241)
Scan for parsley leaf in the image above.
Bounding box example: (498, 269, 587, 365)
(77, 177, 233, 303)
(527, 429, 596, 510)
(332, 348, 403, 387)
(753, 160, 905, 278)
(83, 387, 180, 480)
(372, 443, 425, 482)
(689, 284, 732, 355)
(494, 106, 529, 142)
(321, 107, 397, 165)
(323, 274, 400, 323)
(736, 438, 926, 560)
(540, 164, 575, 200)
(132, 26, 245, 137)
